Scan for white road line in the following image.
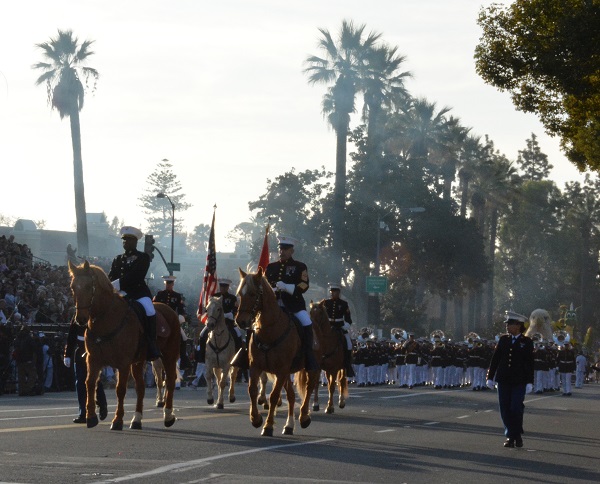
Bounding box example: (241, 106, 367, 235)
(375, 429, 396, 433)
(92, 438, 335, 483)
(380, 390, 452, 399)
(423, 421, 439, 426)
(456, 415, 470, 419)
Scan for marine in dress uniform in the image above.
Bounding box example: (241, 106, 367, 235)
(153, 275, 191, 369)
(63, 319, 107, 424)
(487, 311, 534, 448)
(108, 226, 161, 361)
(323, 283, 355, 377)
(264, 235, 318, 371)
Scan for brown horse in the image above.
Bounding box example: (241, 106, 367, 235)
(309, 300, 348, 414)
(68, 260, 180, 430)
(235, 268, 321, 436)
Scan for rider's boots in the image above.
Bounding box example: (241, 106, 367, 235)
(145, 315, 162, 361)
(302, 324, 319, 371)
(344, 346, 355, 377)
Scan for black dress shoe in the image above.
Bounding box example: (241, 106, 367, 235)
(503, 438, 515, 448)
(73, 416, 87, 424)
(515, 437, 523, 448)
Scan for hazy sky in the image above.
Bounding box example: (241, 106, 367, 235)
(0, 0, 587, 251)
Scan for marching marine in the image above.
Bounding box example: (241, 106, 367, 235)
(322, 283, 355, 377)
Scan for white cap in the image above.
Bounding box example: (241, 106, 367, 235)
(162, 275, 176, 282)
(504, 310, 527, 323)
(218, 278, 232, 286)
(277, 235, 298, 247)
(329, 283, 341, 291)
(120, 226, 143, 240)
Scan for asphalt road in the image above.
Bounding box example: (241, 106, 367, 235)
(1, 380, 599, 484)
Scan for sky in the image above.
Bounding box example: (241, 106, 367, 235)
(0, 0, 588, 252)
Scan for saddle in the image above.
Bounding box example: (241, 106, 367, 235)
(126, 299, 171, 339)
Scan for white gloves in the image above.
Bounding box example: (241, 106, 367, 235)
(63, 357, 71, 368)
(526, 383, 533, 394)
(275, 281, 295, 295)
(196, 345, 201, 351)
(111, 279, 120, 291)
(486, 379, 495, 390)
(224, 312, 234, 320)
(178, 315, 185, 324)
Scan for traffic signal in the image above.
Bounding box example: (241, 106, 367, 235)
(144, 234, 155, 260)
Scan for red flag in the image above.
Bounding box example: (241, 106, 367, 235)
(198, 209, 218, 323)
(258, 223, 270, 271)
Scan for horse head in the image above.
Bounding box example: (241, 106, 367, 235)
(205, 295, 224, 331)
(236, 267, 269, 329)
(68, 259, 112, 325)
(309, 300, 329, 330)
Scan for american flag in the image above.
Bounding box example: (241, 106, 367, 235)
(198, 209, 218, 324)
(258, 223, 270, 271)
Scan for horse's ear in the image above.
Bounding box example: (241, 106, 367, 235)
(83, 260, 90, 270)
(257, 266, 264, 278)
(239, 267, 247, 278)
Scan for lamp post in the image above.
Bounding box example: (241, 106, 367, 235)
(371, 206, 425, 327)
(156, 192, 175, 275)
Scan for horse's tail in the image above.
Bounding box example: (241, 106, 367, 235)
(294, 370, 310, 401)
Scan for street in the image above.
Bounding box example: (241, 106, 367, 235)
(0, 380, 599, 484)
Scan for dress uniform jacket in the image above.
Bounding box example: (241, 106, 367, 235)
(487, 334, 534, 385)
(557, 347, 576, 373)
(219, 292, 238, 321)
(108, 249, 152, 299)
(64, 320, 86, 363)
(265, 258, 309, 312)
(323, 298, 352, 329)
(154, 289, 185, 315)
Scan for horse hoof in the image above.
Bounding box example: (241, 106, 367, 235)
(263, 403, 269, 410)
(217, 403, 224, 409)
(325, 407, 334, 414)
(156, 401, 165, 408)
(257, 397, 265, 405)
(312, 404, 320, 412)
(230, 396, 236, 403)
(110, 421, 123, 431)
(339, 401, 346, 409)
(130, 421, 142, 430)
(300, 416, 312, 429)
(86, 416, 99, 428)
(251, 415, 263, 428)
(164, 417, 176, 428)
(261, 427, 274, 437)
(283, 427, 294, 435)
(207, 399, 214, 405)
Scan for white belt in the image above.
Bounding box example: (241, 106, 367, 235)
(330, 318, 345, 322)
(77, 336, 85, 341)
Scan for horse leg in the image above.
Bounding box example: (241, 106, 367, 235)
(111, 367, 129, 430)
(299, 370, 317, 429)
(258, 371, 268, 408)
(325, 371, 335, 414)
(130, 362, 146, 430)
(85, 360, 100, 428)
(262, 374, 285, 437)
(152, 362, 165, 408)
(312, 374, 320, 412)
(248, 367, 262, 429)
(162, 356, 177, 427)
(338, 370, 347, 409)
(205, 364, 215, 405)
(215, 367, 225, 409)
(282, 377, 296, 435)
(229, 366, 238, 403)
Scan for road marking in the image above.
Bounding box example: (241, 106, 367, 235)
(381, 390, 453, 399)
(423, 421, 439, 426)
(456, 415, 470, 419)
(0, 413, 236, 433)
(91, 438, 335, 483)
(375, 429, 396, 433)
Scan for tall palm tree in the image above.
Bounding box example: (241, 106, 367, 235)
(33, 30, 99, 257)
(304, 20, 381, 282)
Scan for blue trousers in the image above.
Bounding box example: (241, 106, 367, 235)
(496, 382, 526, 438)
(75, 348, 107, 418)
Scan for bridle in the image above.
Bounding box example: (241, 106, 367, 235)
(72, 271, 97, 327)
(236, 277, 264, 328)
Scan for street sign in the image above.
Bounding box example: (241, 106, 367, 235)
(166, 262, 181, 272)
(366, 276, 388, 294)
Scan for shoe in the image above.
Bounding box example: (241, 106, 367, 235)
(566, 392, 572, 396)
(515, 437, 523, 448)
(503, 438, 515, 448)
(73, 416, 86, 424)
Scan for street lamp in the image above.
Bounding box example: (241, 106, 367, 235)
(156, 192, 175, 274)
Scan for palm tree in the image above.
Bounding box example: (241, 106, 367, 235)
(33, 30, 99, 257)
(304, 20, 381, 282)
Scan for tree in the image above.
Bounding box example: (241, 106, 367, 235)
(187, 224, 211, 253)
(475, 1, 600, 170)
(305, 20, 381, 282)
(33, 29, 99, 256)
(139, 158, 191, 245)
(517, 133, 553, 181)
